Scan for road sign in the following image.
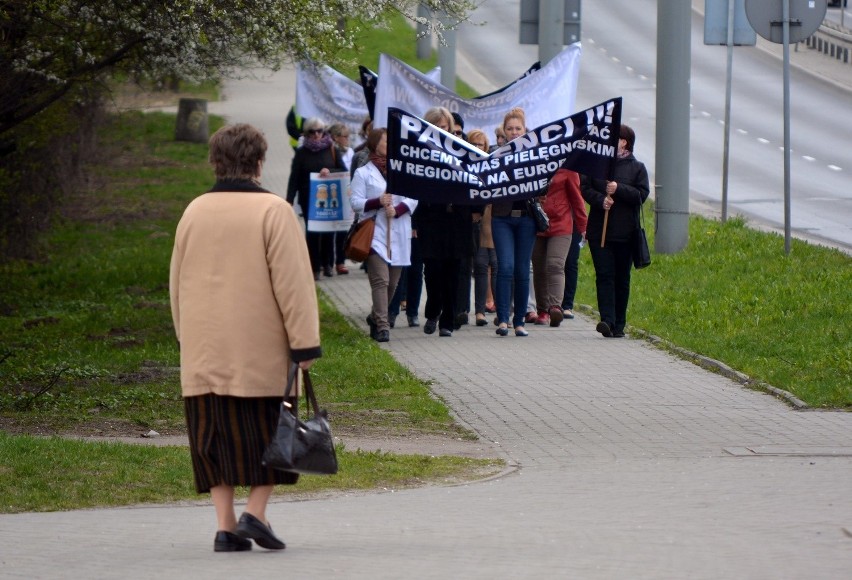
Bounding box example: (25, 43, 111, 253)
(519, 0, 581, 45)
(745, 0, 827, 44)
(704, 0, 757, 45)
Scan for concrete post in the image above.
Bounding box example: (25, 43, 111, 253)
(538, 0, 564, 65)
(654, 0, 691, 253)
(438, 11, 457, 90)
(417, 4, 432, 60)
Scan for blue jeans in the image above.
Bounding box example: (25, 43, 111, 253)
(491, 214, 537, 327)
(561, 232, 583, 310)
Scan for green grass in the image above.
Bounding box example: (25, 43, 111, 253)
(336, 13, 478, 98)
(573, 207, 851, 409)
(0, 432, 501, 514)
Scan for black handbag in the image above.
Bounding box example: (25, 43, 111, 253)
(526, 197, 550, 233)
(262, 364, 338, 475)
(632, 205, 651, 269)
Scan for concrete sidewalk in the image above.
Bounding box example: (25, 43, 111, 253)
(3, 63, 852, 580)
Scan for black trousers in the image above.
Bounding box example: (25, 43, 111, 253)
(306, 231, 334, 273)
(423, 257, 460, 331)
(589, 240, 633, 333)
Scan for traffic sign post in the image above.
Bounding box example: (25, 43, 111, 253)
(745, 0, 827, 254)
(519, 0, 581, 65)
(704, 0, 757, 223)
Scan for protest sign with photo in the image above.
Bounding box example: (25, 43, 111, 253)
(306, 171, 353, 232)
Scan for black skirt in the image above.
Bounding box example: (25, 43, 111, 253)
(184, 394, 299, 494)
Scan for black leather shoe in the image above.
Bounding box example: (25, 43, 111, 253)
(612, 328, 625, 338)
(424, 318, 437, 334)
(366, 315, 378, 340)
(236, 513, 286, 550)
(596, 321, 613, 337)
(214, 530, 252, 552)
(439, 328, 453, 337)
(407, 315, 420, 327)
(375, 330, 390, 342)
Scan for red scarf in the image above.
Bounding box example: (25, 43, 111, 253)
(369, 153, 387, 176)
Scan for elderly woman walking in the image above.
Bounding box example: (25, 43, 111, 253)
(170, 123, 322, 552)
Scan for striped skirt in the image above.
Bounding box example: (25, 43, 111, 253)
(184, 394, 299, 494)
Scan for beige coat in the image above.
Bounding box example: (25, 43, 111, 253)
(170, 190, 322, 398)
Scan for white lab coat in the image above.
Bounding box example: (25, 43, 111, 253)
(350, 162, 418, 266)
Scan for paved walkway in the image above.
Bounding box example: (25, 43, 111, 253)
(3, 52, 852, 580)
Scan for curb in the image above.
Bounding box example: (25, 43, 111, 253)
(573, 304, 810, 410)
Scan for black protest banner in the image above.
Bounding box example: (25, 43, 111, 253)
(386, 98, 622, 205)
(358, 65, 378, 119)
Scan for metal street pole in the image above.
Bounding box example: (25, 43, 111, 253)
(417, 4, 431, 60)
(655, 0, 691, 253)
(721, 0, 736, 223)
(538, 0, 563, 65)
(438, 11, 457, 91)
(782, 0, 792, 254)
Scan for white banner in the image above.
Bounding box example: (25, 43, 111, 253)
(372, 44, 582, 135)
(296, 63, 442, 149)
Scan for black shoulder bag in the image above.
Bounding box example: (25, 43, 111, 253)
(632, 204, 651, 269)
(262, 364, 338, 475)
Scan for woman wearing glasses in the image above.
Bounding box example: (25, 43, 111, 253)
(287, 118, 348, 279)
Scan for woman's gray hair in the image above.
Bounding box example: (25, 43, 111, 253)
(302, 117, 326, 134)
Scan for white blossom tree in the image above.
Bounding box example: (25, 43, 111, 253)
(0, 0, 475, 136)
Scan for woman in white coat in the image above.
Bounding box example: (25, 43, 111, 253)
(350, 128, 418, 343)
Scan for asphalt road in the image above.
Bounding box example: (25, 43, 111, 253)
(456, 0, 852, 253)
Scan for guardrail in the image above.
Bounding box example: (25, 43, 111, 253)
(805, 20, 852, 65)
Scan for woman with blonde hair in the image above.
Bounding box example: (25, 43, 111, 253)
(490, 107, 537, 337)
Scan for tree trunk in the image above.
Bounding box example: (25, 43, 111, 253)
(175, 98, 208, 143)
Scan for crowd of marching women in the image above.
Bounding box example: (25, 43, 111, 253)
(285, 108, 649, 343)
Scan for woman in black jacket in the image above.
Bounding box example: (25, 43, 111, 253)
(414, 106, 481, 337)
(286, 118, 348, 279)
(581, 124, 650, 338)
